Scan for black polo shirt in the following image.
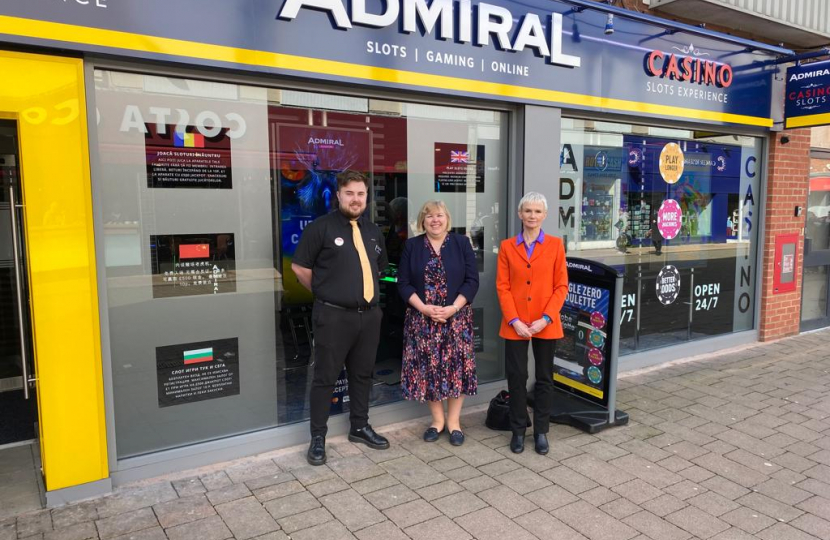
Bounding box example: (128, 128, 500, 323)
(293, 209, 388, 308)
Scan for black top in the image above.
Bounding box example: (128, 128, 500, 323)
(293, 210, 388, 308)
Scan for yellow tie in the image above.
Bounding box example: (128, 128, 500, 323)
(350, 220, 374, 303)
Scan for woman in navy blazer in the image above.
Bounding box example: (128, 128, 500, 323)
(398, 200, 479, 446)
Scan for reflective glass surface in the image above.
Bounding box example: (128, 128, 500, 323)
(806, 157, 830, 251)
(96, 72, 507, 457)
(560, 119, 762, 354)
(801, 265, 828, 322)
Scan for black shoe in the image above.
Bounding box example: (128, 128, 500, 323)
(510, 434, 525, 454)
(307, 435, 326, 466)
(423, 426, 444, 442)
(348, 425, 390, 450)
(534, 433, 549, 455)
(449, 430, 465, 446)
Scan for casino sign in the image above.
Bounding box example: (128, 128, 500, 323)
(646, 50, 733, 88)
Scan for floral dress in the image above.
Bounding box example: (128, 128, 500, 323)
(401, 236, 477, 402)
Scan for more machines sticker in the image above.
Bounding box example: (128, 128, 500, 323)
(656, 199, 683, 240)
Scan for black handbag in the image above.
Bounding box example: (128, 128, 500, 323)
(485, 390, 530, 431)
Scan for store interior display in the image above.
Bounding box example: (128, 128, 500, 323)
(561, 120, 761, 358)
(581, 186, 615, 240)
(629, 200, 651, 241)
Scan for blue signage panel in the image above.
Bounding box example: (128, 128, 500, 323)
(785, 60, 830, 129)
(0, 0, 777, 127)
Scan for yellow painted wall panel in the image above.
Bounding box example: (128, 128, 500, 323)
(0, 51, 107, 491)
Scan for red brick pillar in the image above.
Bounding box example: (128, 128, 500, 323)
(759, 129, 811, 341)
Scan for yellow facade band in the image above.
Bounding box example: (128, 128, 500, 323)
(0, 15, 772, 128)
(0, 50, 106, 491)
(553, 374, 605, 400)
(786, 112, 830, 129)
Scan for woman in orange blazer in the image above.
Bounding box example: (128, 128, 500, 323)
(496, 192, 568, 455)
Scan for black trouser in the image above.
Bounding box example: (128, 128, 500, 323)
(505, 338, 556, 436)
(310, 302, 382, 437)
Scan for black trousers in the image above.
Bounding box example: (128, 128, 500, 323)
(310, 303, 382, 437)
(505, 338, 556, 436)
(653, 238, 663, 253)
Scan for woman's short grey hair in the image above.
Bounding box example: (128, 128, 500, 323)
(518, 192, 548, 212)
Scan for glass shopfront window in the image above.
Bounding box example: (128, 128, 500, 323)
(95, 71, 507, 458)
(560, 119, 762, 354)
(800, 149, 830, 328)
(806, 154, 830, 251)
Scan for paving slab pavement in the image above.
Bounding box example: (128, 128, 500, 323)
(4, 329, 830, 539)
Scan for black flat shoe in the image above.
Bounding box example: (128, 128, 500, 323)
(348, 425, 390, 450)
(449, 430, 465, 446)
(534, 433, 549, 455)
(307, 435, 326, 466)
(510, 434, 525, 454)
(423, 426, 444, 442)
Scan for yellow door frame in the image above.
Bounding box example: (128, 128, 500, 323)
(0, 50, 107, 491)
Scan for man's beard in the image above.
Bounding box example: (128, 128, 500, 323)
(339, 203, 364, 219)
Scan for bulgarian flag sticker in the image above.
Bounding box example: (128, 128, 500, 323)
(183, 347, 213, 365)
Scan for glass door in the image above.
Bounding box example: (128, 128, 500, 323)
(801, 151, 830, 331)
(0, 120, 37, 445)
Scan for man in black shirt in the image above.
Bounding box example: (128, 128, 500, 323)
(292, 170, 390, 465)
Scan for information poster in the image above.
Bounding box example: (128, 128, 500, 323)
(330, 368, 349, 414)
(274, 123, 372, 304)
(156, 338, 239, 407)
(434, 143, 485, 193)
(554, 260, 617, 405)
(473, 307, 484, 353)
(451, 227, 484, 272)
(145, 124, 233, 189)
(150, 233, 236, 298)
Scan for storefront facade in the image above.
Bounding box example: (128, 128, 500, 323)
(0, 0, 791, 503)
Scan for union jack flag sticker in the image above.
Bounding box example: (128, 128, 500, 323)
(450, 150, 469, 163)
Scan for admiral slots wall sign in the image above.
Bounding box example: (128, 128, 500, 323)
(785, 60, 830, 129)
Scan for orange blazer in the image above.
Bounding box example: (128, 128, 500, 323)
(496, 234, 569, 340)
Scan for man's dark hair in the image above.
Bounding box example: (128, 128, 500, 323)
(336, 170, 370, 191)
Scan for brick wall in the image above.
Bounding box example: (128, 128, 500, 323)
(759, 129, 811, 341)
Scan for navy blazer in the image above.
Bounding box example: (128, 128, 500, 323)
(397, 233, 479, 306)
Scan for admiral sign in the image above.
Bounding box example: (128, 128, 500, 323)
(279, 0, 582, 69)
(785, 61, 830, 129)
(0, 0, 781, 127)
